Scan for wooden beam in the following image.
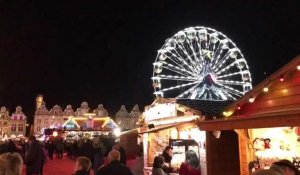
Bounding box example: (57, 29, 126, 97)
(199, 114, 300, 131)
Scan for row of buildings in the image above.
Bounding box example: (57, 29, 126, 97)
(0, 106, 27, 138)
(33, 95, 142, 135)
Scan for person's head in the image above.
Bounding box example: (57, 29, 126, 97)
(185, 150, 200, 169)
(0, 152, 23, 175)
(164, 146, 173, 157)
(273, 159, 298, 175)
(28, 135, 36, 144)
(75, 157, 91, 172)
(108, 150, 120, 163)
(153, 156, 164, 169)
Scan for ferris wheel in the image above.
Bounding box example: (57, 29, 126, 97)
(152, 26, 252, 101)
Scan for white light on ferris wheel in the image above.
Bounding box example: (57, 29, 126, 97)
(152, 26, 252, 101)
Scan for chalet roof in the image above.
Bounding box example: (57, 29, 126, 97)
(176, 99, 232, 117)
(199, 54, 300, 131)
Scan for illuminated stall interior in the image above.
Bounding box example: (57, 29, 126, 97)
(199, 55, 300, 174)
(137, 98, 231, 175)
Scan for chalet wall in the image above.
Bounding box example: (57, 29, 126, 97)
(206, 130, 240, 175)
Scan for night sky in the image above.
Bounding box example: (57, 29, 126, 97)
(0, 1, 299, 123)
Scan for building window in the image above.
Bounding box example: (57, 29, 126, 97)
(45, 119, 48, 123)
(37, 119, 42, 123)
(14, 116, 17, 120)
(11, 124, 16, 131)
(18, 124, 23, 131)
(20, 116, 23, 120)
(37, 126, 41, 132)
(3, 122, 7, 126)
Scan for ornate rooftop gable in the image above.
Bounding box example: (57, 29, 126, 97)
(0, 106, 9, 120)
(64, 105, 74, 116)
(11, 106, 26, 120)
(129, 104, 142, 118)
(94, 104, 108, 117)
(75, 101, 90, 116)
(50, 105, 63, 116)
(35, 102, 50, 115)
(116, 105, 129, 118)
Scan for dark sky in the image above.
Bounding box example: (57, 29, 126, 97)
(0, 1, 299, 123)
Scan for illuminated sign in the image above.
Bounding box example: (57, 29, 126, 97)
(144, 103, 176, 122)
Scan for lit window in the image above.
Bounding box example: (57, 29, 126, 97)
(18, 124, 23, 131)
(11, 124, 16, 131)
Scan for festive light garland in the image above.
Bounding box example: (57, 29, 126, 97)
(223, 65, 300, 117)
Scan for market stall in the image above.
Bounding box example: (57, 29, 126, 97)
(137, 98, 207, 175)
(199, 55, 300, 174)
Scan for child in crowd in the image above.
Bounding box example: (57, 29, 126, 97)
(74, 156, 91, 175)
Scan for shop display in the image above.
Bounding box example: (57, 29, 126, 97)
(169, 139, 200, 168)
(252, 127, 300, 169)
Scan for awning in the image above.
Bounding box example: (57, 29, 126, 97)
(198, 109, 300, 131)
(138, 121, 197, 134)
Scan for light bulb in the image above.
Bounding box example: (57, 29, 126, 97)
(249, 96, 255, 103)
(263, 87, 269, 92)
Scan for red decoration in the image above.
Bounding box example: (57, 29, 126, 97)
(295, 127, 300, 136)
(279, 75, 284, 82)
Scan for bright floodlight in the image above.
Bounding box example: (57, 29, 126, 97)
(113, 128, 121, 137)
(152, 26, 252, 101)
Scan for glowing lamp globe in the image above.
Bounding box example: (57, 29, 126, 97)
(263, 87, 269, 92)
(53, 131, 58, 137)
(249, 96, 255, 103)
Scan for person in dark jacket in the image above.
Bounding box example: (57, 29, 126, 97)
(74, 156, 91, 175)
(46, 140, 55, 160)
(161, 146, 177, 173)
(97, 150, 133, 175)
(25, 136, 43, 175)
(92, 138, 104, 175)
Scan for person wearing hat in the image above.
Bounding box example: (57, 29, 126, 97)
(254, 159, 298, 175)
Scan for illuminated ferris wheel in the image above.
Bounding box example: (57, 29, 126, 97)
(152, 26, 252, 101)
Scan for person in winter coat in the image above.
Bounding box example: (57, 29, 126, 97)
(74, 156, 91, 175)
(25, 136, 43, 175)
(97, 150, 133, 175)
(152, 156, 167, 175)
(179, 150, 201, 175)
(253, 159, 298, 175)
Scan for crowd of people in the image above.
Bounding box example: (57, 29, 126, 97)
(0, 135, 134, 175)
(0, 136, 298, 175)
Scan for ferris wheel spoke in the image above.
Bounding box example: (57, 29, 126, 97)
(156, 75, 198, 81)
(216, 80, 249, 86)
(160, 81, 200, 92)
(176, 83, 200, 98)
(169, 49, 198, 74)
(215, 59, 246, 75)
(164, 62, 196, 76)
(217, 83, 244, 95)
(217, 70, 250, 79)
(174, 41, 200, 74)
(186, 39, 202, 73)
(222, 90, 237, 100)
(161, 66, 191, 77)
